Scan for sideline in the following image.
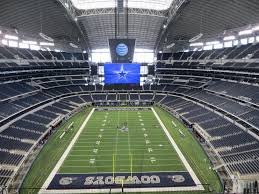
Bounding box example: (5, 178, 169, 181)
(39, 108, 95, 194)
(151, 107, 204, 191)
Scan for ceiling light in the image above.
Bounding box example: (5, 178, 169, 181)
(252, 25, 259, 31)
(189, 33, 203, 42)
(22, 40, 37, 45)
(223, 36, 235, 41)
(203, 45, 213, 50)
(19, 42, 29, 49)
(166, 42, 175, 49)
(39, 32, 54, 42)
(206, 41, 220, 45)
(238, 30, 253, 36)
(190, 42, 203, 47)
(40, 42, 54, 46)
(1, 39, 8, 45)
(69, 42, 78, 48)
(4, 34, 18, 40)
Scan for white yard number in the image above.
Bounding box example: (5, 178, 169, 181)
(89, 159, 95, 164)
(150, 157, 156, 163)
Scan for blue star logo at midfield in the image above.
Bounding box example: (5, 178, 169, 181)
(114, 65, 130, 80)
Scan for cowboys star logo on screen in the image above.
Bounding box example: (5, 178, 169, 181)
(113, 65, 131, 80)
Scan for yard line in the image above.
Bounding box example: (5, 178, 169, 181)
(69, 153, 178, 157)
(59, 170, 188, 174)
(76, 140, 169, 143)
(114, 110, 120, 173)
(62, 164, 183, 168)
(73, 148, 175, 152)
(127, 110, 133, 175)
(80, 131, 166, 135)
(78, 136, 166, 139)
(66, 158, 180, 162)
(73, 145, 172, 148)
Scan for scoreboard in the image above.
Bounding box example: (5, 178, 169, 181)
(109, 39, 136, 63)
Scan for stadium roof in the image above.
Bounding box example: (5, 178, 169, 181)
(0, 0, 259, 52)
(0, 0, 86, 47)
(160, 0, 259, 51)
(70, 0, 173, 10)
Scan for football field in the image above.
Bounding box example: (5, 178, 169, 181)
(40, 107, 203, 193)
(61, 109, 185, 173)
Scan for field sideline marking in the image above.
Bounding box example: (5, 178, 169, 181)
(151, 107, 204, 191)
(39, 108, 95, 194)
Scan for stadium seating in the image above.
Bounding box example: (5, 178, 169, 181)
(0, 45, 259, 189)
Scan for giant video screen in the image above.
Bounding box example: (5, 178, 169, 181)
(104, 63, 140, 84)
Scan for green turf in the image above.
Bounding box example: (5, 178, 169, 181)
(20, 107, 92, 194)
(60, 109, 185, 174)
(20, 106, 223, 194)
(154, 106, 223, 193)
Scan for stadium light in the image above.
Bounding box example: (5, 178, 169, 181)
(252, 25, 259, 31)
(64, 2, 69, 8)
(189, 33, 203, 42)
(4, 34, 18, 40)
(30, 45, 40, 50)
(206, 41, 220, 45)
(69, 42, 78, 48)
(238, 29, 253, 36)
(190, 42, 203, 47)
(214, 43, 223, 49)
(39, 32, 54, 42)
(9, 40, 18, 47)
(22, 40, 37, 45)
(40, 42, 54, 46)
(14, 29, 19, 34)
(166, 43, 175, 49)
(19, 42, 29, 49)
(203, 45, 213, 50)
(223, 36, 235, 41)
(1, 39, 8, 45)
